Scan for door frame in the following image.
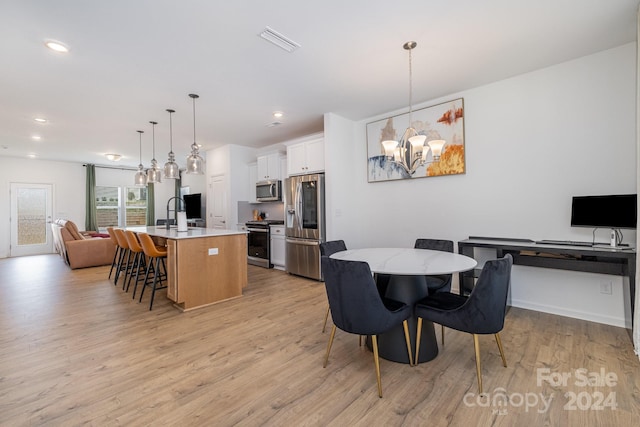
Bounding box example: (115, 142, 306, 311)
(10, 182, 54, 257)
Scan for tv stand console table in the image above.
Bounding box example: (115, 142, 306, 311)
(457, 237, 636, 328)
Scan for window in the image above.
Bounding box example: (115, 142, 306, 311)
(96, 186, 147, 230)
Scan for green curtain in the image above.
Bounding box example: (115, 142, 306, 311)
(146, 182, 155, 226)
(85, 164, 98, 231)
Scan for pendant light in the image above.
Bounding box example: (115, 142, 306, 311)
(163, 109, 180, 179)
(381, 41, 444, 176)
(185, 93, 204, 174)
(146, 121, 162, 183)
(134, 130, 147, 186)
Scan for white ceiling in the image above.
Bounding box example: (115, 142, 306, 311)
(0, 0, 637, 168)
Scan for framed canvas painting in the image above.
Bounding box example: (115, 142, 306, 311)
(366, 98, 465, 182)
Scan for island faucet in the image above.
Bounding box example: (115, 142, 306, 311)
(166, 196, 186, 230)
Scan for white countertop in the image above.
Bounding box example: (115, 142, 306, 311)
(126, 226, 247, 240)
(330, 247, 477, 275)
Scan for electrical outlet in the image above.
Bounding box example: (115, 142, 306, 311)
(600, 282, 612, 295)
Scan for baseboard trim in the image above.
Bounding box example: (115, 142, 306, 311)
(510, 298, 631, 329)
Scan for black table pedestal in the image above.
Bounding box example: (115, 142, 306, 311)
(366, 274, 438, 364)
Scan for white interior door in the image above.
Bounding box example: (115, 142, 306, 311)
(10, 183, 53, 256)
(208, 175, 227, 229)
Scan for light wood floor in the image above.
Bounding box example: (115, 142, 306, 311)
(0, 255, 638, 426)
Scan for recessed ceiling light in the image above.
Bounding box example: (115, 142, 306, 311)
(32, 135, 42, 140)
(105, 153, 122, 161)
(273, 111, 284, 119)
(27, 154, 37, 158)
(44, 39, 70, 53)
(34, 117, 47, 123)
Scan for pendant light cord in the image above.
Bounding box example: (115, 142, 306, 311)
(167, 109, 174, 152)
(192, 96, 196, 145)
(150, 121, 157, 159)
(408, 45, 413, 125)
(137, 130, 143, 165)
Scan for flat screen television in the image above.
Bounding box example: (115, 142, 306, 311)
(183, 193, 202, 219)
(570, 194, 637, 229)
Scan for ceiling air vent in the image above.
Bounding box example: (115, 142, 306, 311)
(266, 121, 283, 128)
(259, 27, 300, 53)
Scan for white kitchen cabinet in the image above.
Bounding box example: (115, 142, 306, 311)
(287, 137, 324, 176)
(257, 153, 281, 181)
(270, 225, 285, 270)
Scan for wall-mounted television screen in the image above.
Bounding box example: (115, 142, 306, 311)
(183, 193, 202, 219)
(570, 194, 637, 229)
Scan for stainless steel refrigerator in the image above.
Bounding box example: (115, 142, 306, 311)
(284, 173, 325, 280)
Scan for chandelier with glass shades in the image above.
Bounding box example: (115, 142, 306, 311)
(381, 41, 446, 176)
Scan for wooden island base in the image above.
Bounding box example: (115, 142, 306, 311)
(166, 233, 247, 311)
(129, 226, 248, 311)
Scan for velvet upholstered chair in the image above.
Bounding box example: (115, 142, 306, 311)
(319, 240, 347, 332)
(414, 238, 454, 292)
(414, 254, 513, 394)
(321, 256, 414, 398)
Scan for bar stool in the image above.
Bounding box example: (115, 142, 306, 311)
(124, 230, 147, 296)
(112, 228, 132, 289)
(137, 233, 168, 310)
(106, 227, 120, 280)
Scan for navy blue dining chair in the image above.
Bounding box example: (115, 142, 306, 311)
(319, 240, 347, 332)
(414, 254, 513, 393)
(321, 256, 414, 398)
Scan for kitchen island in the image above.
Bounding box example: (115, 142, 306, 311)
(129, 226, 247, 311)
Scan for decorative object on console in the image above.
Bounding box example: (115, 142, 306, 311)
(134, 130, 147, 186)
(146, 120, 162, 183)
(185, 93, 204, 175)
(366, 41, 465, 182)
(163, 108, 180, 179)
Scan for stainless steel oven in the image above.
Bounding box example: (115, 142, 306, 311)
(246, 220, 284, 268)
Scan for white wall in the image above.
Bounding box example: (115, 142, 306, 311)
(205, 144, 257, 228)
(0, 157, 86, 258)
(324, 43, 637, 327)
(0, 158, 205, 259)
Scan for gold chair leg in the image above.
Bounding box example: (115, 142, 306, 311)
(415, 317, 423, 365)
(441, 324, 445, 346)
(371, 335, 383, 398)
(473, 334, 483, 394)
(495, 332, 507, 367)
(322, 305, 330, 333)
(402, 320, 414, 366)
(323, 325, 337, 368)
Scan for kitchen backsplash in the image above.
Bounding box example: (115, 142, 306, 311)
(237, 201, 284, 224)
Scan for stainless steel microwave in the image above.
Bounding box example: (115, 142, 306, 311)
(256, 180, 281, 202)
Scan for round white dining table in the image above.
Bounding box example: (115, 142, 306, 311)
(330, 247, 477, 276)
(330, 247, 477, 364)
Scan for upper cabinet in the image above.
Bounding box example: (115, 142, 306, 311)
(287, 137, 324, 176)
(256, 153, 282, 181)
